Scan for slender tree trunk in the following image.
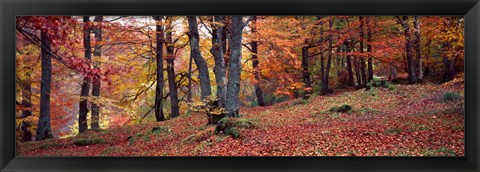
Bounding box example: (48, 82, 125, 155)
(36, 30, 54, 141)
(324, 19, 334, 95)
(366, 16, 374, 82)
(359, 16, 367, 87)
(91, 16, 102, 129)
(20, 69, 33, 141)
(210, 16, 227, 108)
(302, 46, 312, 98)
(389, 64, 398, 81)
(318, 17, 326, 95)
(187, 16, 212, 99)
(413, 16, 423, 81)
(402, 16, 418, 84)
(79, 16, 91, 134)
(249, 16, 266, 106)
(165, 21, 179, 119)
(345, 41, 354, 86)
(442, 42, 454, 82)
(153, 16, 165, 121)
(225, 16, 245, 117)
(354, 56, 362, 87)
(187, 53, 193, 102)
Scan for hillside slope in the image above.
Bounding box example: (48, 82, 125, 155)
(18, 83, 464, 156)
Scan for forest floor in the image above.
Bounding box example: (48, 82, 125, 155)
(18, 81, 465, 156)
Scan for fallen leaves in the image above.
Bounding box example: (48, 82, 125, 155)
(18, 83, 464, 157)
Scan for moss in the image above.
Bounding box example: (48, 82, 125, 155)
(224, 127, 240, 138)
(72, 138, 105, 146)
(152, 127, 171, 134)
(385, 128, 402, 134)
(39, 143, 64, 149)
(329, 104, 352, 113)
(443, 92, 462, 102)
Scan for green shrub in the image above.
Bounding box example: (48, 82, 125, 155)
(443, 92, 462, 102)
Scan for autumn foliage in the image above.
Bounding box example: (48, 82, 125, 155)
(15, 16, 464, 156)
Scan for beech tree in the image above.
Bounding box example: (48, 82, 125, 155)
(165, 17, 180, 118)
(91, 16, 103, 129)
(35, 29, 54, 140)
(226, 16, 250, 117)
(211, 16, 227, 107)
(153, 16, 165, 121)
(79, 16, 91, 133)
(187, 16, 212, 99)
(249, 16, 266, 106)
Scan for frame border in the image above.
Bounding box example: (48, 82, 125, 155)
(1, 0, 479, 171)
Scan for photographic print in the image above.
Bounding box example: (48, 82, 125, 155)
(15, 16, 464, 156)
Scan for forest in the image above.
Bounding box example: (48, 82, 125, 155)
(16, 16, 464, 156)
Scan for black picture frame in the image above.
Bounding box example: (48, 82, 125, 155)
(1, 0, 479, 171)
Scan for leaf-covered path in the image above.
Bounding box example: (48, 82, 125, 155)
(18, 83, 464, 156)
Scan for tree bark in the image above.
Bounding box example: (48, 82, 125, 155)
(79, 16, 91, 134)
(36, 29, 54, 141)
(187, 53, 193, 102)
(225, 16, 245, 117)
(91, 16, 102, 129)
(344, 41, 355, 86)
(153, 16, 165, 121)
(302, 46, 312, 98)
(402, 16, 418, 84)
(166, 20, 179, 119)
(413, 16, 423, 81)
(210, 16, 227, 107)
(389, 63, 398, 81)
(323, 19, 334, 95)
(442, 42, 454, 82)
(359, 16, 367, 87)
(187, 16, 212, 99)
(249, 16, 266, 106)
(366, 16, 374, 82)
(20, 69, 33, 141)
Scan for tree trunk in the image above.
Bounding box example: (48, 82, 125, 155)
(225, 16, 245, 118)
(249, 16, 266, 106)
(187, 53, 193, 102)
(210, 16, 227, 107)
(91, 16, 102, 129)
(153, 16, 165, 121)
(318, 17, 326, 95)
(79, 16, 91, 134)
(359, 16, 367, 87)
(302, 46, 312, 98)
(354, 56, 362, 87)
(323, 19, 334, 95)
(36, 29, 54, 141)
(366, 16, 374, 82)
(413, 16, 423, 81)
(442, 42, 454, 82)
(402, 16, 418, 84)
(20, 69, 33, 142)
(165, 22, 179, 119)
(389, 64, 398, 81)
(345, 41, 355, 86)
(187, 16, 212, 99)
